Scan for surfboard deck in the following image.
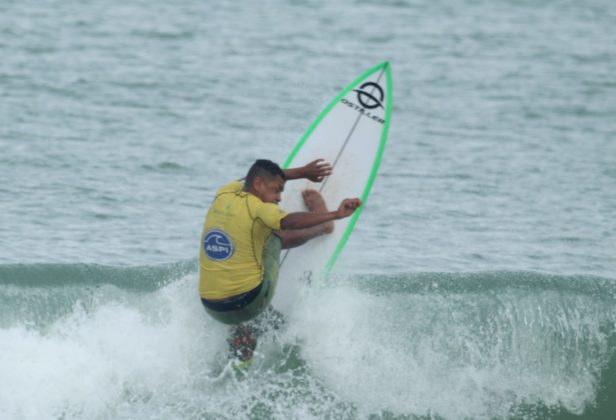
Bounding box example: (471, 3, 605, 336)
(272, 62, 393, 316)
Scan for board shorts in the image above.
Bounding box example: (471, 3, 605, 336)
(200, 235, 281, 325)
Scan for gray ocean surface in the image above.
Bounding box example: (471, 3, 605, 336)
(1, 0, 615, 419)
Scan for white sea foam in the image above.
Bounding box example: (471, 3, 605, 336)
(288, 281, 609, 419)
(0, 277, 227, 419)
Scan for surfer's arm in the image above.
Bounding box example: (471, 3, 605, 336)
(283, 159, 332, 182)
(280, 198, 361, 230)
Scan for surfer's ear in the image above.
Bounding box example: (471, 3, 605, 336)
(251, 176, 265, 192)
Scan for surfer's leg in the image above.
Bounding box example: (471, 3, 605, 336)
(226, 235, 283, 363)
(228, 323, 257, 362)
(276, 189, 334, 249)
(228, 307, 286, 362)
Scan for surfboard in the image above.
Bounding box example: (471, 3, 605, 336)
(271, 62, 393, 316)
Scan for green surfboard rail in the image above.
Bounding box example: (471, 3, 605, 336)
(282, 62, 393, 273)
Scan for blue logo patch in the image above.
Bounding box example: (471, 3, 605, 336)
(203, 229, 235, 261)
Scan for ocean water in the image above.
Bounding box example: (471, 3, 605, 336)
(1, 0, 615, 419)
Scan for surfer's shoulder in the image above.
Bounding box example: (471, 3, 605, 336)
(217, 179, 245, 195)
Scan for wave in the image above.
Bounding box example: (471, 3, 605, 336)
(0, 260, 197, 330)
(344, 270, 616, 299)
(2, 263, 613, 295)
(0, 260, 196, 290)
(1, 267, 616, 418)
(299, 271, 616, 419)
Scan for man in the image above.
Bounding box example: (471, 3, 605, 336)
(199, 158, 361, 362)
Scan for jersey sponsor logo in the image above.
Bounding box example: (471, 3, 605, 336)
(203, 229, 235, 261)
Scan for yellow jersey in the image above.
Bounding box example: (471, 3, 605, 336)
(199, 180, 288, 300)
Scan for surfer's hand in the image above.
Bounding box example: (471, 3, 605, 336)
(301, 159, 332, 182)
(335, 198, 362, 219)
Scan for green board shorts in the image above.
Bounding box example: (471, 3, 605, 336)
(201, 235, 281, 325)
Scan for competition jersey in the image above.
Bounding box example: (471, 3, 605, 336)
(199, 180, 288, 300)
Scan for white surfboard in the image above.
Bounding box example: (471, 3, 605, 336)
(271, 62, 393, 315)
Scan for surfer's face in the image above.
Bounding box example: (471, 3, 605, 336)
(254, 175, 285, 204)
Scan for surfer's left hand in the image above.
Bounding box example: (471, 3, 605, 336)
(335, 198, 362, 219)
(302, 159, 332, 182)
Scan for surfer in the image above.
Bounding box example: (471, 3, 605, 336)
(199, 158, 361, 363)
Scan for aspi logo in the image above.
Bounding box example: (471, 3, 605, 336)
(203, 229, 235, 261)
(353, 82, 385, 109)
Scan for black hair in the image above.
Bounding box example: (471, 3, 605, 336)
(245, 159, 287, 187)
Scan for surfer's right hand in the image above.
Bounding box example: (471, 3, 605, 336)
(301, 159, 333, 182)
(335, 198, 362, 219)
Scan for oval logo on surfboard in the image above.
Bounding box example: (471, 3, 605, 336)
(353, 82, 385, 109)
(203, 229, 235, 261)
(339, 69, 388, 125)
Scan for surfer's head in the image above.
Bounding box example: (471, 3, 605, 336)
(245, 159, 287, 204)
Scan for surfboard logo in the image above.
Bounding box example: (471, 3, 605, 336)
(340, 79, 386, 124)
(353, 82, 385, 109)
(203, 229, 235, 261)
